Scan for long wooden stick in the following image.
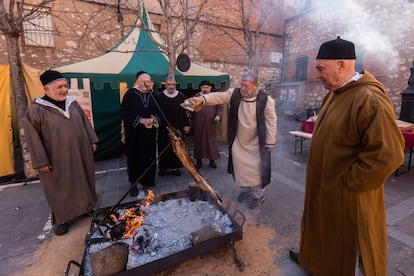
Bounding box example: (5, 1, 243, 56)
(167, 126, 222, 205)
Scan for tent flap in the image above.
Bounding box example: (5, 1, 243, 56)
(0, 65, 15, 177)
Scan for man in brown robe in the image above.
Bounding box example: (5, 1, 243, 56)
(290, 37, 405, 275)
(24, 70, 99, 235)
(192, 80, 224, 169)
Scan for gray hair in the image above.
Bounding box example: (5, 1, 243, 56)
(138, 73, 150, 81)
(165, 75, 176, 82)
(241, 70, 257, 84)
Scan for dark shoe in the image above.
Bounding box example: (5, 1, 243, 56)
(129, 185, 139, 197)
(172, 169, 182, 176)
(54, 223, 68, 236)
(249, 195, 265, 209)
(209, 160, 217, 168)
(196, 159, 202, 169)
(158, 170, 166, 176)
(289, 250, 299, 264)
(237, 191, 249, 202)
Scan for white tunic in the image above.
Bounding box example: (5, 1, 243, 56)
(201, 89, 277, 187)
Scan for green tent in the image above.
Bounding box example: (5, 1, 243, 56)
(53, 8, 229, 159)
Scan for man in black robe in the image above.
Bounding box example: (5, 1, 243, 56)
(121, 72, 160, 196)
(156, 75, 189, 176)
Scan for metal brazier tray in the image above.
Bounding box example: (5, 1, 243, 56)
(67, 189, 244, 275)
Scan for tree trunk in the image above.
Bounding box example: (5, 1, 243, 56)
(6, 34, 37, 178)
(168, 46, 176, 77)
(163, 0, 177, 77)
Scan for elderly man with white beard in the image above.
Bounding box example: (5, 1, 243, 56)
(185, 70, 277, 209)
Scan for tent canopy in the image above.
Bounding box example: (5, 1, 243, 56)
(52, 7, 229, 159)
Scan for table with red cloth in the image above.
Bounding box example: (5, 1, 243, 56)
(395, 120, 414, 175)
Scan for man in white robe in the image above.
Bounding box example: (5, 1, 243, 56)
(186, 70, 277, 208)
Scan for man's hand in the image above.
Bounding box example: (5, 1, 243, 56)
(140, 117, 154, 128)
(91, 144, 97, 152)
(151, 115, 159, 128)
(38, 166, 51, 173)
(189, 96, 203, 106)
(213, 115, 220, 122)
(181, 97, 203, 112)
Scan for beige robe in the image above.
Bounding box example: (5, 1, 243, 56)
(202, 89, 277, 187)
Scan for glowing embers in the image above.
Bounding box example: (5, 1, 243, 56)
(103, 190, 155, 240)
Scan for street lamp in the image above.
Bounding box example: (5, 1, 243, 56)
(400, 58, 414, 123)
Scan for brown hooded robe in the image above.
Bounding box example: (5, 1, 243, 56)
(299, 71, 405, 275)
(24, 97, 99, 225)
(192, 92, 224, 161)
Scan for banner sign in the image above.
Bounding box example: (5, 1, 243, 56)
(68, 78, 94, 127)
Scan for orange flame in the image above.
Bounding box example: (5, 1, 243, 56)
(123, 216, 144, 239)
(141, 189, 155, 207)
(110, 190, 155, 239)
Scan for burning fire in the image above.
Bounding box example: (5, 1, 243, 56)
(109, 190, 155, 239)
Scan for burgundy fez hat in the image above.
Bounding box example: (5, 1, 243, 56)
(316, 36, 356, 60)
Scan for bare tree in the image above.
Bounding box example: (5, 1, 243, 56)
(57, 1, 128, 53)
(0, 0, 55, 178)
(137, 0, 207, 76)
(206, 0, 278, 74)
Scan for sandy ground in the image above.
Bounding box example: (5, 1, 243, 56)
(14, 211, 279, 276)
(158, 221, 280, 276)
(14, 217, 91, 276)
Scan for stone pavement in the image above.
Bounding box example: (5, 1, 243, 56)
(0, 117, 413, 275)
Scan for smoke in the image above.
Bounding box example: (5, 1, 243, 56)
(285, 0, 414, 72)
(319, 0, 405, 71)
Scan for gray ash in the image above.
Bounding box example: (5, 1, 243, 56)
(83, 197, 233, 275)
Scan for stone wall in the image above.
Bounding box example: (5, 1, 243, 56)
(0, 1, 138, 68)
